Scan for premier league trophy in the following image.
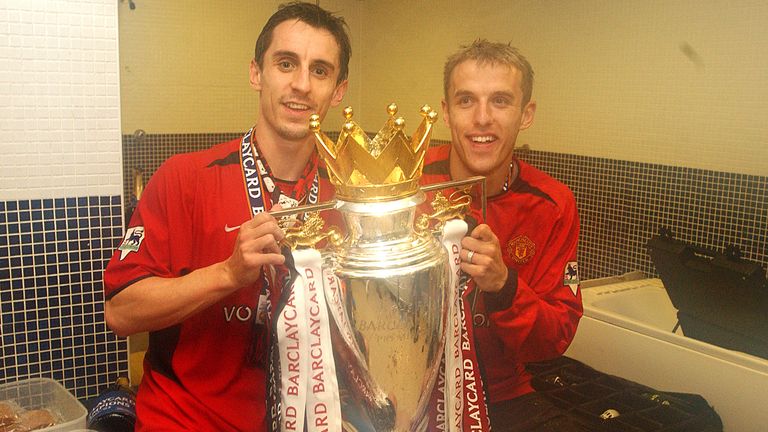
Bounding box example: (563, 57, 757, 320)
(268, 104, 483, 432)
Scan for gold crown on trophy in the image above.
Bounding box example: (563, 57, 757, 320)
(309, 103, 438, 202)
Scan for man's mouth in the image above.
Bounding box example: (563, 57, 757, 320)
(469, 135, 496, 144)
(284, 101, 311, 111)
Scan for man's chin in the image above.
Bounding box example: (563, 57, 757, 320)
(277, 127, 310, 142)
(462, 156, 496, 174)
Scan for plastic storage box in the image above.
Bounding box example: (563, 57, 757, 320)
(0, 378, 87, 431)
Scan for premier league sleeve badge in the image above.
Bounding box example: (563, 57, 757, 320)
(563, 261, 580, 296)
(118, 226, 145, 260)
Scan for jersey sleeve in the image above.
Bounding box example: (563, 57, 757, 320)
(103, 156, 195, 299)
(484, 194, 583, 363)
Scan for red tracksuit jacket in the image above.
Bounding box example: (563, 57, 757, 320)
(421, 145, 583, 403)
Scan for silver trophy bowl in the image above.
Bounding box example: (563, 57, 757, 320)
(327, 192, 448, 431)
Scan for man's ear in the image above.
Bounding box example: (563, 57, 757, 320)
(441, 99, 451, 128)
(330, 79, 348, 107)
(249, 59, 262, 91)
(520, 100, 536, 130)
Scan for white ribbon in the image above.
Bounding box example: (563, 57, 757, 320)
(441, 219, 469, 432)
(297, 249, 342, 432)
(277, 260, 309, 432)
(278, 249, 342, 432)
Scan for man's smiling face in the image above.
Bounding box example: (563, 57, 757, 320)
(250, 19, 347, 143)
(442, 59, 535, 179)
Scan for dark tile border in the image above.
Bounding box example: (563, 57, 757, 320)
(121, 133, 768, 281)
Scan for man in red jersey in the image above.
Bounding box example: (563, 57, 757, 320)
(421, 40, 585, 431)
(103, 3, 350, 430)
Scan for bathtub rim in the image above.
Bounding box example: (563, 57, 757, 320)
(581, 276, 768, 375)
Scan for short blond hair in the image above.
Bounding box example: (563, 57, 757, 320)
(443, 39, 535, 106)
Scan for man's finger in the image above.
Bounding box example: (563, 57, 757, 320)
(461, 236, 496, 257)
(471, 224, 497, 242)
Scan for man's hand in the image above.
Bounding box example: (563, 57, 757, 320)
(460, 224, 508, 293)
(223, 209, 286, 288)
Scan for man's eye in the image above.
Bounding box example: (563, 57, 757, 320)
(458, 96, 472, 106)
(493, 97, 512, 106)
(278, 61, 294, 71)
(313, 67, 328, 77)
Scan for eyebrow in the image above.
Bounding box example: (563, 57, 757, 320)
(271, 50, 337, 72)
(451, 90, 474, 99)
(491, 90, 517, 101)
(452, 89, 517, 101)
(270, 50, 300, 63)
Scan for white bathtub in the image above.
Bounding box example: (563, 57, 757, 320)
(565, 275, 768, 431)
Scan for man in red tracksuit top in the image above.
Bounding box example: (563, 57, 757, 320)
(102, 3, 350, 430)
(421, 40, 584, 431)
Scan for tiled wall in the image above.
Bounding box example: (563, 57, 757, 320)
(0, 0, 125, 400)
(518, 148, 768, 280)
(0, 197, 126, 398)
(121, 131, 241, 225)
(121, 133, 768, 282)
(0, 1, 122, 200)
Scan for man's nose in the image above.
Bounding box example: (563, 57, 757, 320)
(473, 103, 492, 126)
(291, 68, 311, 93)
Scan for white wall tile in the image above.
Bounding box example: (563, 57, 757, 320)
(0, 0, 122, 201)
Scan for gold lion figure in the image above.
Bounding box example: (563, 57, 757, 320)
(281, 212, 343, 249)
(416, 190, 472, 232)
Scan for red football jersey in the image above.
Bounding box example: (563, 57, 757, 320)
(421, 145, 583, 403)
(104, 137, 337, 431)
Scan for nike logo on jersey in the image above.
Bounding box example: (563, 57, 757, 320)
(224, 224, 241, 233)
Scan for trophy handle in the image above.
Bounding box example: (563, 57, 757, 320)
(416, 190, 472, 233)
(280, 212, 344, 249)
(419, 175, 486, 221)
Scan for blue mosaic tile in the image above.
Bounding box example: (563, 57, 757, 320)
(1, 195, 128, 399)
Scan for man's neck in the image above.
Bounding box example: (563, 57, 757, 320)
(449, 154, 514, 197)
(253, 127, 315, 181)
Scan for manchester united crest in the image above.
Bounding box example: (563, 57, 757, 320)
(507, 235, 535, 264)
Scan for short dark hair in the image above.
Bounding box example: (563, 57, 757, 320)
(444, 39, 535, 107)
(254, 1, 351, 84)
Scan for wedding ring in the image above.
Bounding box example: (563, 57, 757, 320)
(467, 250, 475, 264)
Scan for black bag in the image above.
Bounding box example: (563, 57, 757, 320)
(527, 356, 723, 432)
(647, 229, 768, 359)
